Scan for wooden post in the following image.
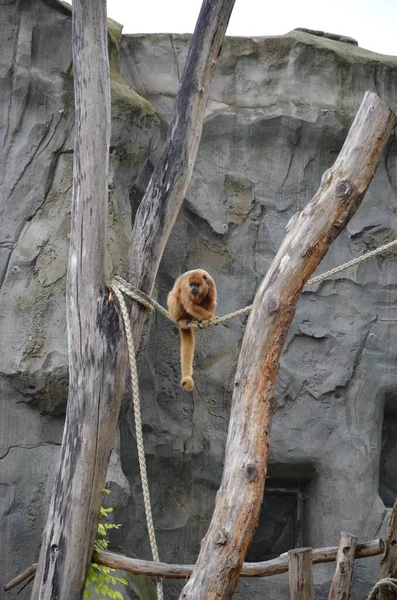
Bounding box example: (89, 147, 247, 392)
(288, 548, 314, 600)
(380, 499, 397, 579)
(178, 92, 396, 600)
(30, 1, 236, 599)
(328, 532, 357, 600)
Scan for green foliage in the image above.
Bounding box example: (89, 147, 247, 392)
(84, 490, 128, 600)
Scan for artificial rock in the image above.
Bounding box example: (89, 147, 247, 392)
(1, 1, 397, 599)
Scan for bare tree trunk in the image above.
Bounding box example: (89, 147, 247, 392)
(179, 92, 396, 600)
(122, 0, 235, 341)
(30, 1, 235, 599)
(31, 3, 118, 598)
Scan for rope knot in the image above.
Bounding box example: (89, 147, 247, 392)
(111, 276, 155, 313)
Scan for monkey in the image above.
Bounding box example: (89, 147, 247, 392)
(167, 269, 217, 391)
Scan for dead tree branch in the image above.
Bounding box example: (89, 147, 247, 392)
(178, 91, 396, 600)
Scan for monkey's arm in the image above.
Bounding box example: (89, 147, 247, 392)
(185, 303, 217, 323)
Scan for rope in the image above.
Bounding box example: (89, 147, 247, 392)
(109, 238, 397, 600)
(305, 238, 397, 287)
(112, 276, 171, 321)
(110, 280, 164, 600)
(112, 238, 397, 329)
(366, 577, 397, 599)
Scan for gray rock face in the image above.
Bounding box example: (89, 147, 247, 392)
(2, 2, 397, 599)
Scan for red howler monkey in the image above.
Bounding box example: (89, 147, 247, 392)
(167, 269, 217, 391)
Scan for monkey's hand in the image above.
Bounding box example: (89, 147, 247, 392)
(198, 316, 219, 329)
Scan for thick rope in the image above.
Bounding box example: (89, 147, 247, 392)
(110, 281, 164, 600)
(305, 238, 397, 287)
(109, 238, 397, 600)
(112, 238, 397, 328)
(366, 577, 397, 599)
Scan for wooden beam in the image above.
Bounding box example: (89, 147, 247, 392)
(380, 499, 397, 579)
(5, 539, 384, 592)
(178, 92, 396, 600)
(288, 548, 314, 600)
(328, 532, 357, 600)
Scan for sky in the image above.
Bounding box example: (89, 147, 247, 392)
(106, 0, 397, 57)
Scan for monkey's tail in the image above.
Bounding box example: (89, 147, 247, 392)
(179, 327, 195, 391)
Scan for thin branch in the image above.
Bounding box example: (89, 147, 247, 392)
(4, 564, 38, 592)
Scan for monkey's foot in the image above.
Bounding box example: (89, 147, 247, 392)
(181, 376, 194, 391)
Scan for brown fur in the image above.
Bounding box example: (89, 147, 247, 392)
(167, 269, 217, 391)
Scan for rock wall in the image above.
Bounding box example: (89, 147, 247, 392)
(2, 1, 397, 599)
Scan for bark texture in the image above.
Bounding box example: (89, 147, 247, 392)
(288, 548, 314, 600)
(4, 538, 384, 591)
(123, 0, 236, 346)
(179, 92, 396, 600)
(30, 2, 121, 599)
(328, 532, 358, 600)
(30, 1, 236, 599)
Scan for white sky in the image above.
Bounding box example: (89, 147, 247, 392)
(107, 0, 397, 57)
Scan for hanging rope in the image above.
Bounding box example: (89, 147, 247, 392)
(110, 281, 164, 600)
(366, 577, 397, 599)
(112, 238, 397, 328)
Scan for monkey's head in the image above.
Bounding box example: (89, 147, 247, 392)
(186, 269, 212, 302)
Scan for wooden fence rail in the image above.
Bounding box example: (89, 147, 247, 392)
(4, 537, 384, 592)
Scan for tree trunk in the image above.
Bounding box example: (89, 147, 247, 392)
(179, 92, 396, 600)
(328, 532, 357, 600)
(122, 0, 235, 341)
(30, 0, 236, 599)
(31, 3, 118, 598)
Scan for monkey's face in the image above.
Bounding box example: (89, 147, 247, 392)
(187, 271, 210, 302)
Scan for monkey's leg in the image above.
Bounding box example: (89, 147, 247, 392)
(179, 327, 195, 391)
